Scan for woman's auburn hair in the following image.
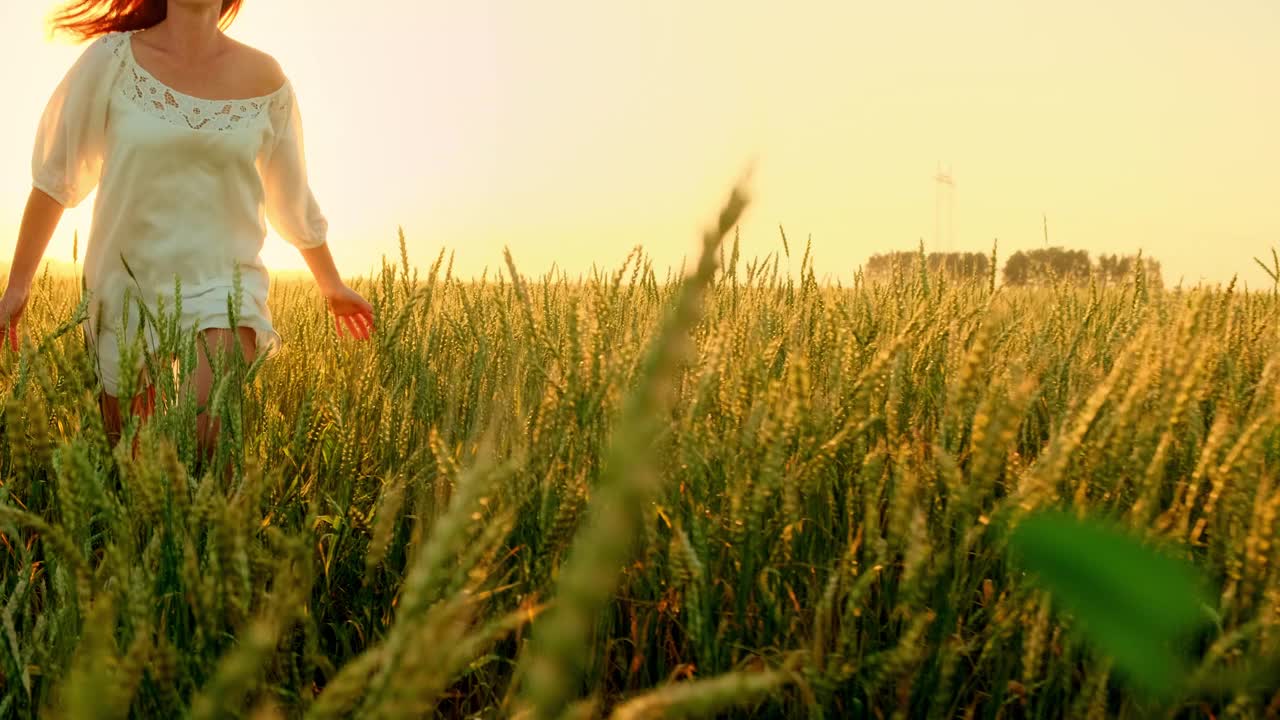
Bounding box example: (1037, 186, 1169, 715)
(51, 0, 243, 40)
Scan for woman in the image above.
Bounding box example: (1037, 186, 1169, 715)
(0, 0, 374, 449)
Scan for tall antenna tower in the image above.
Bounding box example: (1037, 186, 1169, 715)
(934, 164, 956, 253)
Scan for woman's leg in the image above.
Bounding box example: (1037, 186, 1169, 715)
(100, 393, 123, 446)
(99, 386, 156, 449)
(194, 327, 257, 458)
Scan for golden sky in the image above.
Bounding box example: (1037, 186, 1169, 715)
(1, 1, 1277, 286)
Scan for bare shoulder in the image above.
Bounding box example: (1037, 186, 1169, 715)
(226, 38, 288, 95)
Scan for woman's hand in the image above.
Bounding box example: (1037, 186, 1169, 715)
(3, 189, 65, 352)
(324, 283, 375, 340)
(0, 288, 29, 352)
(297, 242, 375, 340)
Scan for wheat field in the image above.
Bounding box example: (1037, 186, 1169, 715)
(1, 190, 1278, 718)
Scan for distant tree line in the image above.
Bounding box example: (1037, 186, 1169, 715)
(863, 247, 1161, 288)
(1004, 248, 1162, 288)
(1094, 252, 1163, 287)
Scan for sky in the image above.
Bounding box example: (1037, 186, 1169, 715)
(1, 1, 1277, 287)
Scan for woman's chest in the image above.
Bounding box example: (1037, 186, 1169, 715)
(106, 67, 277, 165)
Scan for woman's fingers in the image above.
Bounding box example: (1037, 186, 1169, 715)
(334, 309, 374, 341)
(349, 311, 374, 339)
(7, 321, 17, 352)
(344, 315, 369, 341)
(356, 312, 374, 335)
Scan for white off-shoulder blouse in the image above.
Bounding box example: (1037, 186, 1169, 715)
(31, 31, 327, 396)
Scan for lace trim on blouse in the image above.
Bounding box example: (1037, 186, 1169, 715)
(105, 32, 289, 132)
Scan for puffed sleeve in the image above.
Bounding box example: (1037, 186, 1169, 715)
(32, 35, 118, 208)
(262, 84, 329, 249)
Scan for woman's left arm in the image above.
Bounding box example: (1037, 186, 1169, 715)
(261, 80, 374, 340)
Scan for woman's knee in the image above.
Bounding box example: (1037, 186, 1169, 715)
(194, 327, 257, 403)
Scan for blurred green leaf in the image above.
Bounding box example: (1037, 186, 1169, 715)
(1008, 510, 1211, 696)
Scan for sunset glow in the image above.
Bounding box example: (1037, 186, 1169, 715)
(1, 1, 1277, 285)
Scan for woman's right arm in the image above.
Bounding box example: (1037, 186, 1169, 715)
(1, 188, 65, 350)
(6, 34, 119, 350)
